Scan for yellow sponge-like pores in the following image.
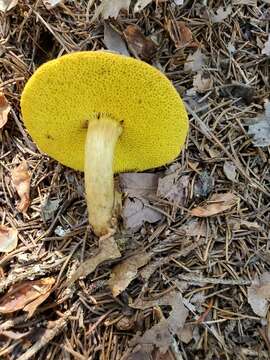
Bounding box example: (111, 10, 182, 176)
(21, 51, 188, 173)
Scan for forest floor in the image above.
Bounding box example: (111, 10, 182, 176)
(1, 0, 270, 359)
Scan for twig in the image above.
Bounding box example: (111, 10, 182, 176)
(17, 301, 79, 360)
(177, 273, 251, 286)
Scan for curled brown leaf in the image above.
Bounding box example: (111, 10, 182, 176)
(191, 192, 238, 217)
(123, 25, 157, 60)
(0, 277, 55, 317)
(166, 20, 198, 49)
(11, 160, 31, 213)
(0, 91, 11, 129)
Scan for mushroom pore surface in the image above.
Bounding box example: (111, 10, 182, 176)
(21, 51, 188, 173)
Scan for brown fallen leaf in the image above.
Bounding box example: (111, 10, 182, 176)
(166, 20, 198, 49)
(122, 198, 163, 231)
(179, 324, 194, 344)
(157, 173, 189, 205)
(130, 291, 188, 354)
(0, 225, 18, 253)
(119, 173, 163, 231)
(119, 172, 159, 198)
(108, 251, 151, 297)
(193, 71, 213, 93)
(123, 25, 157, 60)
(248, 272, 270, 317)
(104, 23, 130, 56)
(0, 0, 17, 11)
(0, 91, 11, 129)
(191, 192, 238, 217)
(68, 236, 121, 285)
(11, 160, 31, 213)
(0, 277, 55, 317)
(24, 290, 53, 318)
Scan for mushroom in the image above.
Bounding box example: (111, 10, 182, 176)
(21, 51, 188, 237)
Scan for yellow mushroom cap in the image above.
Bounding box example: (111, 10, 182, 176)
(21, 51, 188, 173)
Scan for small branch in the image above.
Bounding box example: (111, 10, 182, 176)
(17, 301, 79, 360)
(177, 273, 251, 286)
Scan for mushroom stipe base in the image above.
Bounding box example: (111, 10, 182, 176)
(85, 113, 122, 236)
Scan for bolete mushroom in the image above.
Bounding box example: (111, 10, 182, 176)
(21, 51, 188, 237)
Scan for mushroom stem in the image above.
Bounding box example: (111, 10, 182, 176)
(85, 114, 122, 237)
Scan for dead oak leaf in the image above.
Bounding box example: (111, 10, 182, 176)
(191, 192, 238, 217)
(248, 272, 270, 317)
(248, 101, 270, 147)
(123, 25, 157, 60)
(0, 277, 55, 317)
(108, 251, 151, 297)
(11, 160, 31, 213)
(0, 92, 11, 129)
(0, 225, 18, 253)
(0, 0, 17, 11)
